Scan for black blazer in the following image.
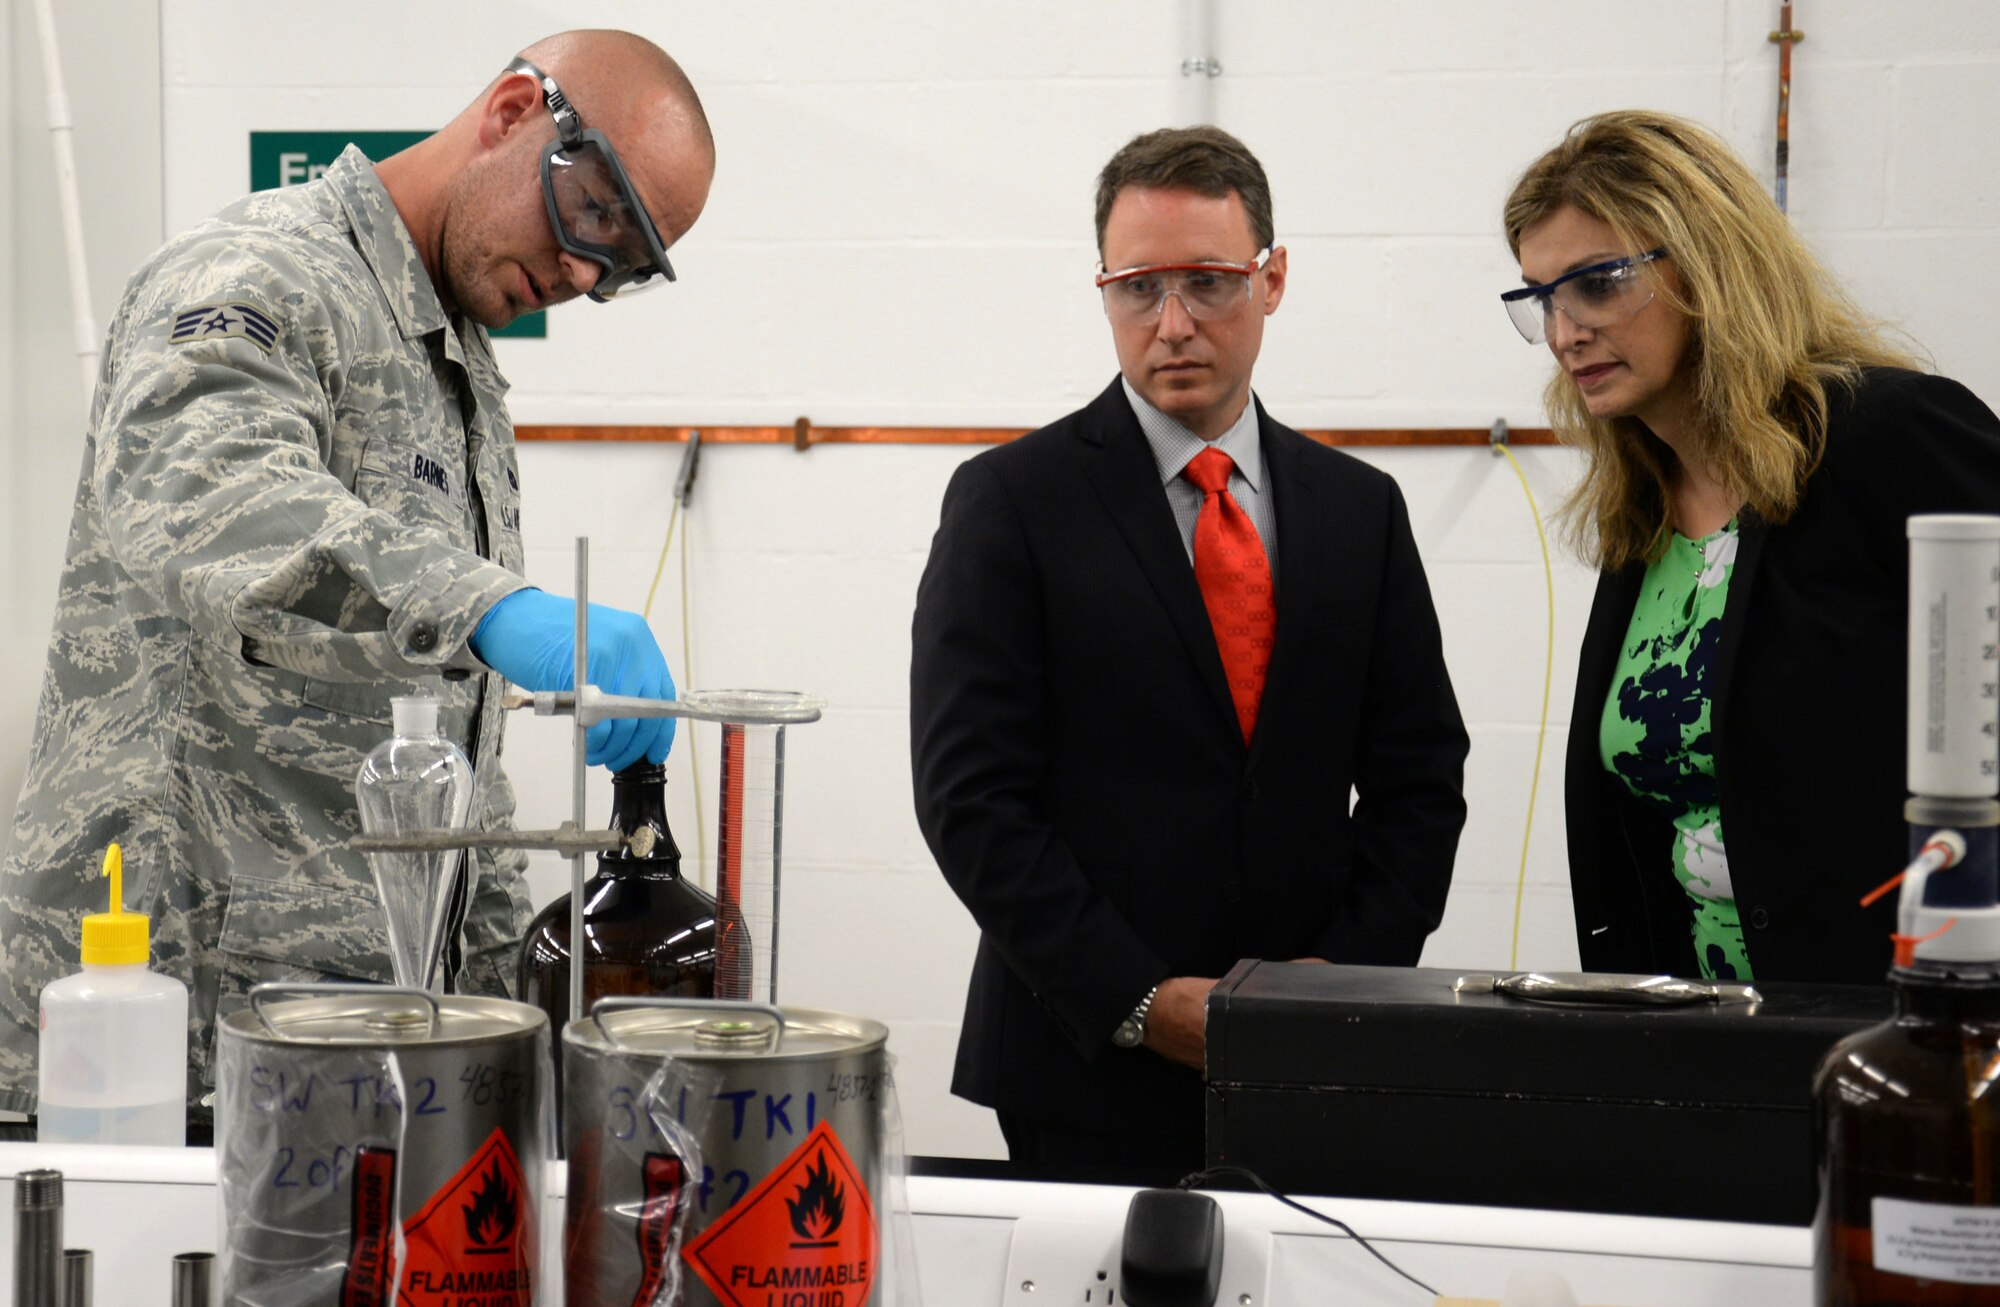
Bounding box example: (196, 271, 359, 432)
(1566, 368, 2000, 984)
(911, 378, 1468, 1133)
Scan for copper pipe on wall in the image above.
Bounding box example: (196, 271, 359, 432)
(518, 423, 1559, 449)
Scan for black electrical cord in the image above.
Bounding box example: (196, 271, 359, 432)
(1176, 1164, 1439, 1297)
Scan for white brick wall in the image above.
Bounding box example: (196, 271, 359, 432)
(3, 0, 165, 833)
(5, 0, 1999, 1160)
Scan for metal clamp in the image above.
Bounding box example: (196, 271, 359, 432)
(352, 824, 627, 856)
(248, 982, 442, 1037)
(511, 684, 824, 729)
(588, 996, 787, 1051)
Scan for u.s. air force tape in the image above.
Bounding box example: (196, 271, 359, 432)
(170, 302, 279, 354)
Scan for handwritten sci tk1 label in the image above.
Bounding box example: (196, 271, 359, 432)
(1873, 1197, 2000, 1285)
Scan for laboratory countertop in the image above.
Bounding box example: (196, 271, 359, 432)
(0, 1143, 1812, 1304)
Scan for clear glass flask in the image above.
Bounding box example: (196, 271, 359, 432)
(355, 691, 475, 990)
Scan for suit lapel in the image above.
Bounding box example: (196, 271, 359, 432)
(1248, 414, 1324, 767)
(1577, 566, 1643, 718)
(1570, 563, 1643, 785)
(1076, 381, 1241, 741)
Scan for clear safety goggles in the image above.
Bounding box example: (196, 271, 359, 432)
(1501, 248, 1667, 344)
(1095, 248, 1273, 325)
(507, 57, 676, 301)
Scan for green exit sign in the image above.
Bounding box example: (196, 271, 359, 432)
(249, 131, 546, 339)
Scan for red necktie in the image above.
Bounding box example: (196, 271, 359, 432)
(1183, 447, 1276, 743)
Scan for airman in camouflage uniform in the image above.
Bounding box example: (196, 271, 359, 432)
(0, 30, 716, 1118)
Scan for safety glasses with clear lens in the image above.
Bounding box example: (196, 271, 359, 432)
(1095, 247, 1273, 324)
(508, 57, 675, 301)
(1501, 248, 1667, 344)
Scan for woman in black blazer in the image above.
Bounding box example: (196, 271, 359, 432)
(1498, 110, 2000, 984)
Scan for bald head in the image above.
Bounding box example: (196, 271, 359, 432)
(507, 30, 714, 240)
(513, 30, 712, 157)
(377, 29, 715, 327)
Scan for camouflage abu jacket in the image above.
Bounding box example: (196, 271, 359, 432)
(0, 146, 532, 1115)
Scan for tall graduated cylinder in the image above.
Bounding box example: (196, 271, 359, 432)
(564, 1000, 889, 1307)
(215, 985, 549, 1306)
(715, 721, 788, 1003)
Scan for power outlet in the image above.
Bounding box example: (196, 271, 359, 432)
(993, 1194, 1273, 1306)
(1002, 1216, 1126, 1304)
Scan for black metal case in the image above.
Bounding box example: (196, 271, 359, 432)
(1204, 959, 1891, 1224)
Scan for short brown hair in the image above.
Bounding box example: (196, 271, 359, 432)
(1094, 126, 1274, 257)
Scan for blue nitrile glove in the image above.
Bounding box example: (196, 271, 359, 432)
(470, 589, 677, 771)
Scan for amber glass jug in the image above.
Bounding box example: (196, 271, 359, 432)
(1814, 963, 2000, 1304)
(518, 762, 718, 1091)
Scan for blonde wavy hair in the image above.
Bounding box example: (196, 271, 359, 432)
(1503, 110, 1917, 570)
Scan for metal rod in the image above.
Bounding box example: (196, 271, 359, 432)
(60, 1251, 88, 1307)
(1770, 1, 1803, 213)
(771, 724, 787, 1005)
(353, 827, 624, 855)
(169, 1253, 213, 1307)
(13, 1169, 62, 1307)
(509, 686, 824, 726)
(571, 537, 589, 1031)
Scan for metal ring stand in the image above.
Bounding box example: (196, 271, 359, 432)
(352, 535, 824, 1030)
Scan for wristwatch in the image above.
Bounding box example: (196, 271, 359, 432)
(1112, 983, 1161, 1049)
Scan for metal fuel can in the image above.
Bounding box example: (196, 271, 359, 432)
(564, 999, 889, 1307)
(215, 983, 549, 1307)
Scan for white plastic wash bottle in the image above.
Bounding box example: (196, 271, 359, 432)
(37, 843, 189, 1145)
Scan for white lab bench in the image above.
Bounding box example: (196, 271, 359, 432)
(0, 1143, 1810, 1304)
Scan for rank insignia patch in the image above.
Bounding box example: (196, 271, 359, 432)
(170, 302, 279, 353)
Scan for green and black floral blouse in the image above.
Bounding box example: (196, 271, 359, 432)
(1599, 519, 1748, 980)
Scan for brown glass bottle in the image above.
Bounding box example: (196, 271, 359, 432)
(1814, 963, 2000, 1305)
(518, 763, 717, 1091)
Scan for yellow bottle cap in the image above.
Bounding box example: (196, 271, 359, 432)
(81, 843, 149, 966)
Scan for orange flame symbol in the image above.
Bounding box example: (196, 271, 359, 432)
(462, 1159, 517, 1247)
(786, 1150, 845, 1241)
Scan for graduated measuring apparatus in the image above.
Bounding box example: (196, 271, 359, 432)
(1907, 515, 2000, 803)
(353, 537, 822, 1027)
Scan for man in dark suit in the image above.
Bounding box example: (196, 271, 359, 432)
(910, 126, 1468, 1173)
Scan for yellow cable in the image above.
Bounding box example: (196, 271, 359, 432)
(642, 497, 680, 623)
(1497, 442, 1556, 970)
